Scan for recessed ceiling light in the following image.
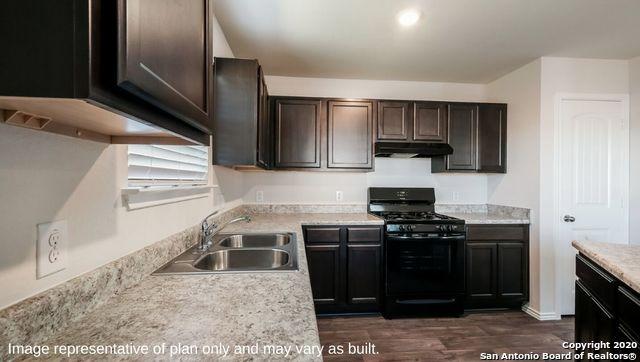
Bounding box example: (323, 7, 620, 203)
(397, 9, 421, 27)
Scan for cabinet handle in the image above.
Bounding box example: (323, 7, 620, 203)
(563, 215, 576, 222)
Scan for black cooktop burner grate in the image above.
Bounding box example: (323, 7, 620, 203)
(376, 211, 459, 222)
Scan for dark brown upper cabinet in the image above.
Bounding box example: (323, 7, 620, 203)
(413, 101, 447, 142)
(327, 100, 374, 169)
(0, 0, 212, 145)
(432, 103, 507, 173)
(118, 0, 211, 132)
(213, 58, 271, 169)
(446, 103, 478, 171)
(478, 104, 507, 172)
(274, 98, 322, 168)
(377, 101, 410, 140)
(270, 97, 373, 172)
(257, 69, 271, 168)
(376, 101, 447, 143)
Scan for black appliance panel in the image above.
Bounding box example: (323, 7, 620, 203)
(368, 187, 435, 204)
(386, 234, 465, 296)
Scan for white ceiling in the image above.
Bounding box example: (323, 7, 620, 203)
(213, 0, 640, 84)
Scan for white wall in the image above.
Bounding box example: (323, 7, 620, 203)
(0, 15, 242, 310)
(243, 158, 488, 204)
(246, 76, 489, 205)
(630, 57, 640, 245)
(538, 57, 629, 316)
(484, 57, 632, 319)
(485, 59, 542, 313)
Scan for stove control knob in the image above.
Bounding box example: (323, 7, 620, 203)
(435, 225, 443, 231)
(398, 225, 405, 231)
(407, 225, 414, 232)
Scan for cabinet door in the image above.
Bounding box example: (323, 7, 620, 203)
(327, 101, 373, 169)
(256, 70, 270, 168)
(575, 280, 615, 361)
(447, 104, 478, 170)
(478, 104, 507, 173)
(347, 244, 381, 305)
(117, 0, 211, 131)
(497, 243, 527, 301)
(466, 242, 497, 304)
(377, 101, 409, 141)
(274, 99, 322, 168)
(413, 102, 447, 142)
(306, 245, 341, 305)
(615, 325, 640, 355)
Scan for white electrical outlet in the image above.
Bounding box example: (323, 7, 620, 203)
(37, 220, 68, 279)
(452, 191, 461, 202)
(256, 190, 264, 203)
(336, 191, 343, 202)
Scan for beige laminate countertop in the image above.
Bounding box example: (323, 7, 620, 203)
(36, 213, 383, 361)
(446, 212, 530, 224)
(572, 240, 640, 294)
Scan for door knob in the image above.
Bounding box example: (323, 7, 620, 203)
(563, 215, 576, 222)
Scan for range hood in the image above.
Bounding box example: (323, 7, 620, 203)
(374, 142, 453, 158)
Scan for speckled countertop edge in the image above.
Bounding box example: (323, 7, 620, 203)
(445, 212, 530, 224)
(572, 240, 640, 294)
(8, 212, 382, 361)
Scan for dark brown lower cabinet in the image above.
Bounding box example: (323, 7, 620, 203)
(306, 244, 340, 305)
(575, 280, 614, 360)
(346, 244, 381, 304)
(304, 225, 383, 315)
(497, 243, 527, 301)
(465, 225, 529, 309)
(466, 243, 498, 303)
(575, 254, 640, 360)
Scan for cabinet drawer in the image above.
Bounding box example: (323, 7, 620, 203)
(617, 286, 640, 337)
(576, 254, 616, 310)
(466, 225, 527, 241)
(305, 227, 341, 244)
(347, 227, 381, 243)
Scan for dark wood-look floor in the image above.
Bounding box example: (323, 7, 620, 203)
(317, 311, 574, 361)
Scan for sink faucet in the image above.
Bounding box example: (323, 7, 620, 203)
(197, 212, 251, 251)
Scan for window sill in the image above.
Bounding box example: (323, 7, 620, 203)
(122, 185, 216, 211)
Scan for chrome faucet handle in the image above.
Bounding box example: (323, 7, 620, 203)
(200, 210, 220, 232)
(197, 210, 220, 251)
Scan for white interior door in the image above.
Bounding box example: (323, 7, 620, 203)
(558, 96, 629, 315)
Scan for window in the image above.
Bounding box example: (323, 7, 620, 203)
(127, 145, 209, 187)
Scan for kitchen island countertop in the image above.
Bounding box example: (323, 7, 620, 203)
(572, 240, 640, 294)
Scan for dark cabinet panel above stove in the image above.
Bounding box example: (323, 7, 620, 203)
(377, 101, 410, 141)
(413, 102, 448, 142)
(376, 101, 448, 143)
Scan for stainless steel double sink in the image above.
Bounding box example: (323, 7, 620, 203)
(153, 233, 298, 275)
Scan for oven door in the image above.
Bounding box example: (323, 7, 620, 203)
(385, 233, 465, 296)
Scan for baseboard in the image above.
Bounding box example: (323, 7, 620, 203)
(522, 304, 561, 321)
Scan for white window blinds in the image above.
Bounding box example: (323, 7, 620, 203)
(127, 145, 209, 186)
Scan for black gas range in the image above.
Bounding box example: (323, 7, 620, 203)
(368, 187, 465, 318)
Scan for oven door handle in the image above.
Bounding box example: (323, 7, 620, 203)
(386, 235, 465, 241)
